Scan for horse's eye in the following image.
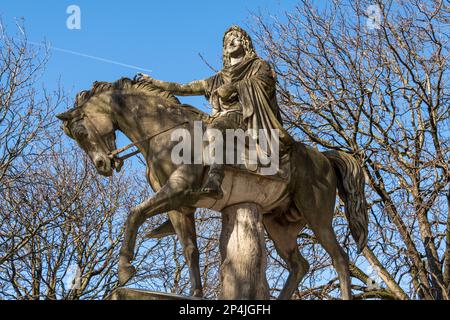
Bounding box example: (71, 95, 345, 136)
(62, 124, 73, 138)
(72, 124, 88, 140)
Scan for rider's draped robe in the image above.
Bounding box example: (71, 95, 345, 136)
(205, 57, 293, 157)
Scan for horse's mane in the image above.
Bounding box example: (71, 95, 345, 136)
(75, 77, 181, 107)
(73, 77, 208, 122)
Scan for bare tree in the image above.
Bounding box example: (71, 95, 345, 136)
(4, 2, 448, 299)
(252, 0, 449, 299)
(0, 135, 156, 299)
(0, 24, 155, 300)
(0, 21, 60, 183)
(0, 21, 64, 267)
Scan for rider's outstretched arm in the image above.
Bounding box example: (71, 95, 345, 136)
(151, 79, 207, 96)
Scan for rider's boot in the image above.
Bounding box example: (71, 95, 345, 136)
(200, 164, 224, 200)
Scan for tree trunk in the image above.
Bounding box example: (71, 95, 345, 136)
(219, 203, 269, 299)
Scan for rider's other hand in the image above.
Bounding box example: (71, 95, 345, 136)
(217, 83, 236, 100)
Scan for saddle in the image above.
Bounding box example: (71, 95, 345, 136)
(178, 104, 291, 182)
(226, 147, 291, 182)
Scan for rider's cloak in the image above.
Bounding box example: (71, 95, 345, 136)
(204, 57, 294, 153)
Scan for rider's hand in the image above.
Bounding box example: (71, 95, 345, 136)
(135, 72, 153, 83)
(216, 83, 236, 100)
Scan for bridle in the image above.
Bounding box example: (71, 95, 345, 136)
(106, 120, 190, 162)
(70, 112, 190, 167)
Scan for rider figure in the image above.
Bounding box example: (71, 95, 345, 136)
(138, 26, 293, 199)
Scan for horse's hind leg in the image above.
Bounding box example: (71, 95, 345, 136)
(263, 211, 309, 300)
(299, 206, 352, 300)
(168, 209, 203, 297)
(314, 223, 351, 299)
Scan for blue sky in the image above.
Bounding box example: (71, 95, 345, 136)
(1, 0, 297, 112)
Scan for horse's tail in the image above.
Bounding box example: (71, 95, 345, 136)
(323, 150, 368, 253)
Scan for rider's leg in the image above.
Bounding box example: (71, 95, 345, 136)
(201, 163, 225, 199)
(200, 112, 243, 199)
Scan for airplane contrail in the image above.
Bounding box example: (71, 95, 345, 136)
(11, 20, 152, 73)
(27, 40, 153, 73)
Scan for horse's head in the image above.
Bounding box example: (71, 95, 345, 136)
(57, 77, 185, 176)
(57, 92, 122, 177)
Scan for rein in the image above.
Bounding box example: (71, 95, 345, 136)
(107, 121, 190, 161)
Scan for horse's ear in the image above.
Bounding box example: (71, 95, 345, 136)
(56, 110, 73, 121)
(56, 108, 80, 121)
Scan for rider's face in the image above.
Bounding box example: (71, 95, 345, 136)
(225, 33, 245, 57)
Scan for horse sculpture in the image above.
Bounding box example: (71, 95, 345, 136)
(57, 77, 368, 300)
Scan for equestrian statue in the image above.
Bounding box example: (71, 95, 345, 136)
(57, 26, 368, 300)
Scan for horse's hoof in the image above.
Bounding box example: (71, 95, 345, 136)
(118, 264, 136, 286)
(190, 289, 203, 298)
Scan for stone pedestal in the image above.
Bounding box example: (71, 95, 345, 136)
(219, 203, 269, 300)
(105, 288, 203, 300)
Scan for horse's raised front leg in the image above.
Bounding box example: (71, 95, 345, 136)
(118, 165, 202, 286)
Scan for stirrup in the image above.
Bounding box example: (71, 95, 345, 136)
(198, 175, 224, 200)
(199, 186, 224, 200)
